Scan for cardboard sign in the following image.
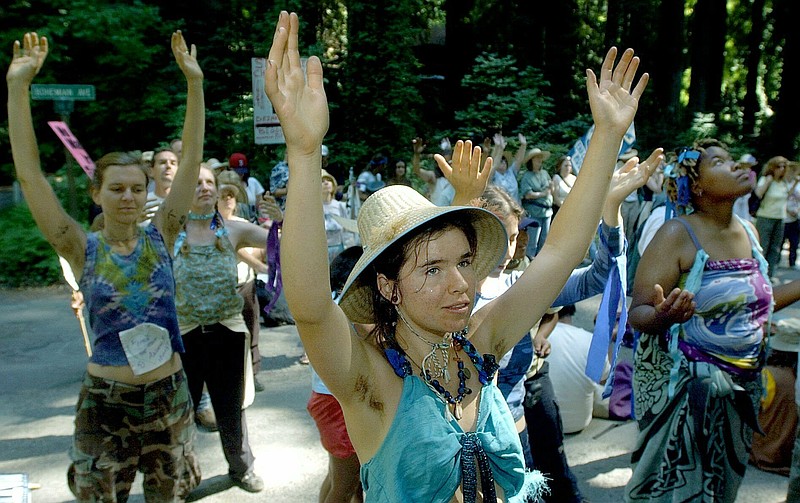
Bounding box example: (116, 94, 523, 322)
(252, 58, 284, 145)
(48, 121, 95, 178)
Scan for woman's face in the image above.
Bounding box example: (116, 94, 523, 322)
(530, 156, 543, 171)
(217, 186, 238, 214)
(390, 227, 477, 335)
(92, 165, 148, 223)
(496, 158, 508, 174)
(696, 146, 753, 200)
(773, 161, 788, 180)
(395, 161, 406, 178)
(491, 215, 519, 277)
(322, 179, 335, 198)
(193, 167, 218, 211)
(560, 158, 573, 177)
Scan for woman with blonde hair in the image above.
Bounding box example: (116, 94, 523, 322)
(7, 31, 204, 500)
(755, 155, 792, 278)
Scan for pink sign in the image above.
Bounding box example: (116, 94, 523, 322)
(48, 121, 95, 178)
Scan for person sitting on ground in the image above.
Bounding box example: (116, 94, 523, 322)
(266, 11, 648, 500)
(7, 30, 204, 501)
(546, 304, 608, 434)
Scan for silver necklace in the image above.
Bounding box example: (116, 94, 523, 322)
(397, 310, 452, 384)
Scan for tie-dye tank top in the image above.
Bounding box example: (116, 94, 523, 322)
(79, 224, 184, 366)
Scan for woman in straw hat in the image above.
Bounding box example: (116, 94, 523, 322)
(519, 146, 553, 257)
(266, 11, 648, 502)
(7, 31, 204, 500)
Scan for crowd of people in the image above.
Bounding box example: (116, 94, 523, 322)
(7, 9, 800, 503)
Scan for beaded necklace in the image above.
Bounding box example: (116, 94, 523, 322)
(384, 328, 499, 420)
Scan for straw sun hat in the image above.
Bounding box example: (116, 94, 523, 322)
(216, 170, 246, 201)
(339, 185, 508, 324)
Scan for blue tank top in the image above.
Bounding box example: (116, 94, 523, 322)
(360, 375, 545, 502)
(79, 224, 184, 366)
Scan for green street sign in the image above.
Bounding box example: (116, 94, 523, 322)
(31, 84, 96, 101)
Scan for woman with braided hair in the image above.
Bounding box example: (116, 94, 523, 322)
(625, 139, 800, 502)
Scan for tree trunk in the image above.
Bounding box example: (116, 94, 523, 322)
(688, 0, 727, 115)
(605, 0, 624, 48)
(651, 0, 686, 125)
(742, 0, 767, 135)
(772, 0, 800, 155)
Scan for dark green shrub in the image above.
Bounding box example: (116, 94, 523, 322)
(0, 205, 62, 287)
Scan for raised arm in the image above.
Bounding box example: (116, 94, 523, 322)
(472, 47, 650, 356)
(154, 31, 205, 251)
(7, 33, 86, 273)
(551, 149, 662, 306)
(265, 12, 356, 395)
(510, 134, 527, 175)
(490, 133, 506, 171)
(412, 137, 436, 186)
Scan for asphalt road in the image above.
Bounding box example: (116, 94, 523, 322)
(1, 280, 797, 502)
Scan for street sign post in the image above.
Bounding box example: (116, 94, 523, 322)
(30, 84, 96, 216)
(31, 84, 96, 101)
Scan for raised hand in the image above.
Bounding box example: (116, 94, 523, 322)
(6, 32, 48, 86)
(412, 137, 426, 156)
(265, 12, 329, 156)
(607, 148, 664, 206)
(171, 31, 203, 81)
(437, 140, 493, 205)
(493, 133, 507, 150)
(586, 47, 648, 136)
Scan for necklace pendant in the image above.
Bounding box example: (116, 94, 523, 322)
(453, 402, 463, 421)
(443, 367, 451, 383)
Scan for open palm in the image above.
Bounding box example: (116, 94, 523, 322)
(586, 47, 649, 136)
(6, 32, 48, 86)
(265, 12, 328, 155)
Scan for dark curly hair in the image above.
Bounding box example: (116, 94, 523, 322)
(664, 138, 727, 214)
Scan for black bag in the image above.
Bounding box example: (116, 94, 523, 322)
(255, 279, 295, 327)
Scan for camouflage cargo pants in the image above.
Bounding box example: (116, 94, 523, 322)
(68, 369, 201, 502)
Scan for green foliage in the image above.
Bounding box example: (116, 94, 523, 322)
(454, 53, 554, 139)
(0, 205, 62, 287)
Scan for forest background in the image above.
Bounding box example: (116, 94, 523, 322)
(0, 0, 798, 285)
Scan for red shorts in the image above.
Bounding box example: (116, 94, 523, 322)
(306, 391, 355, 459)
